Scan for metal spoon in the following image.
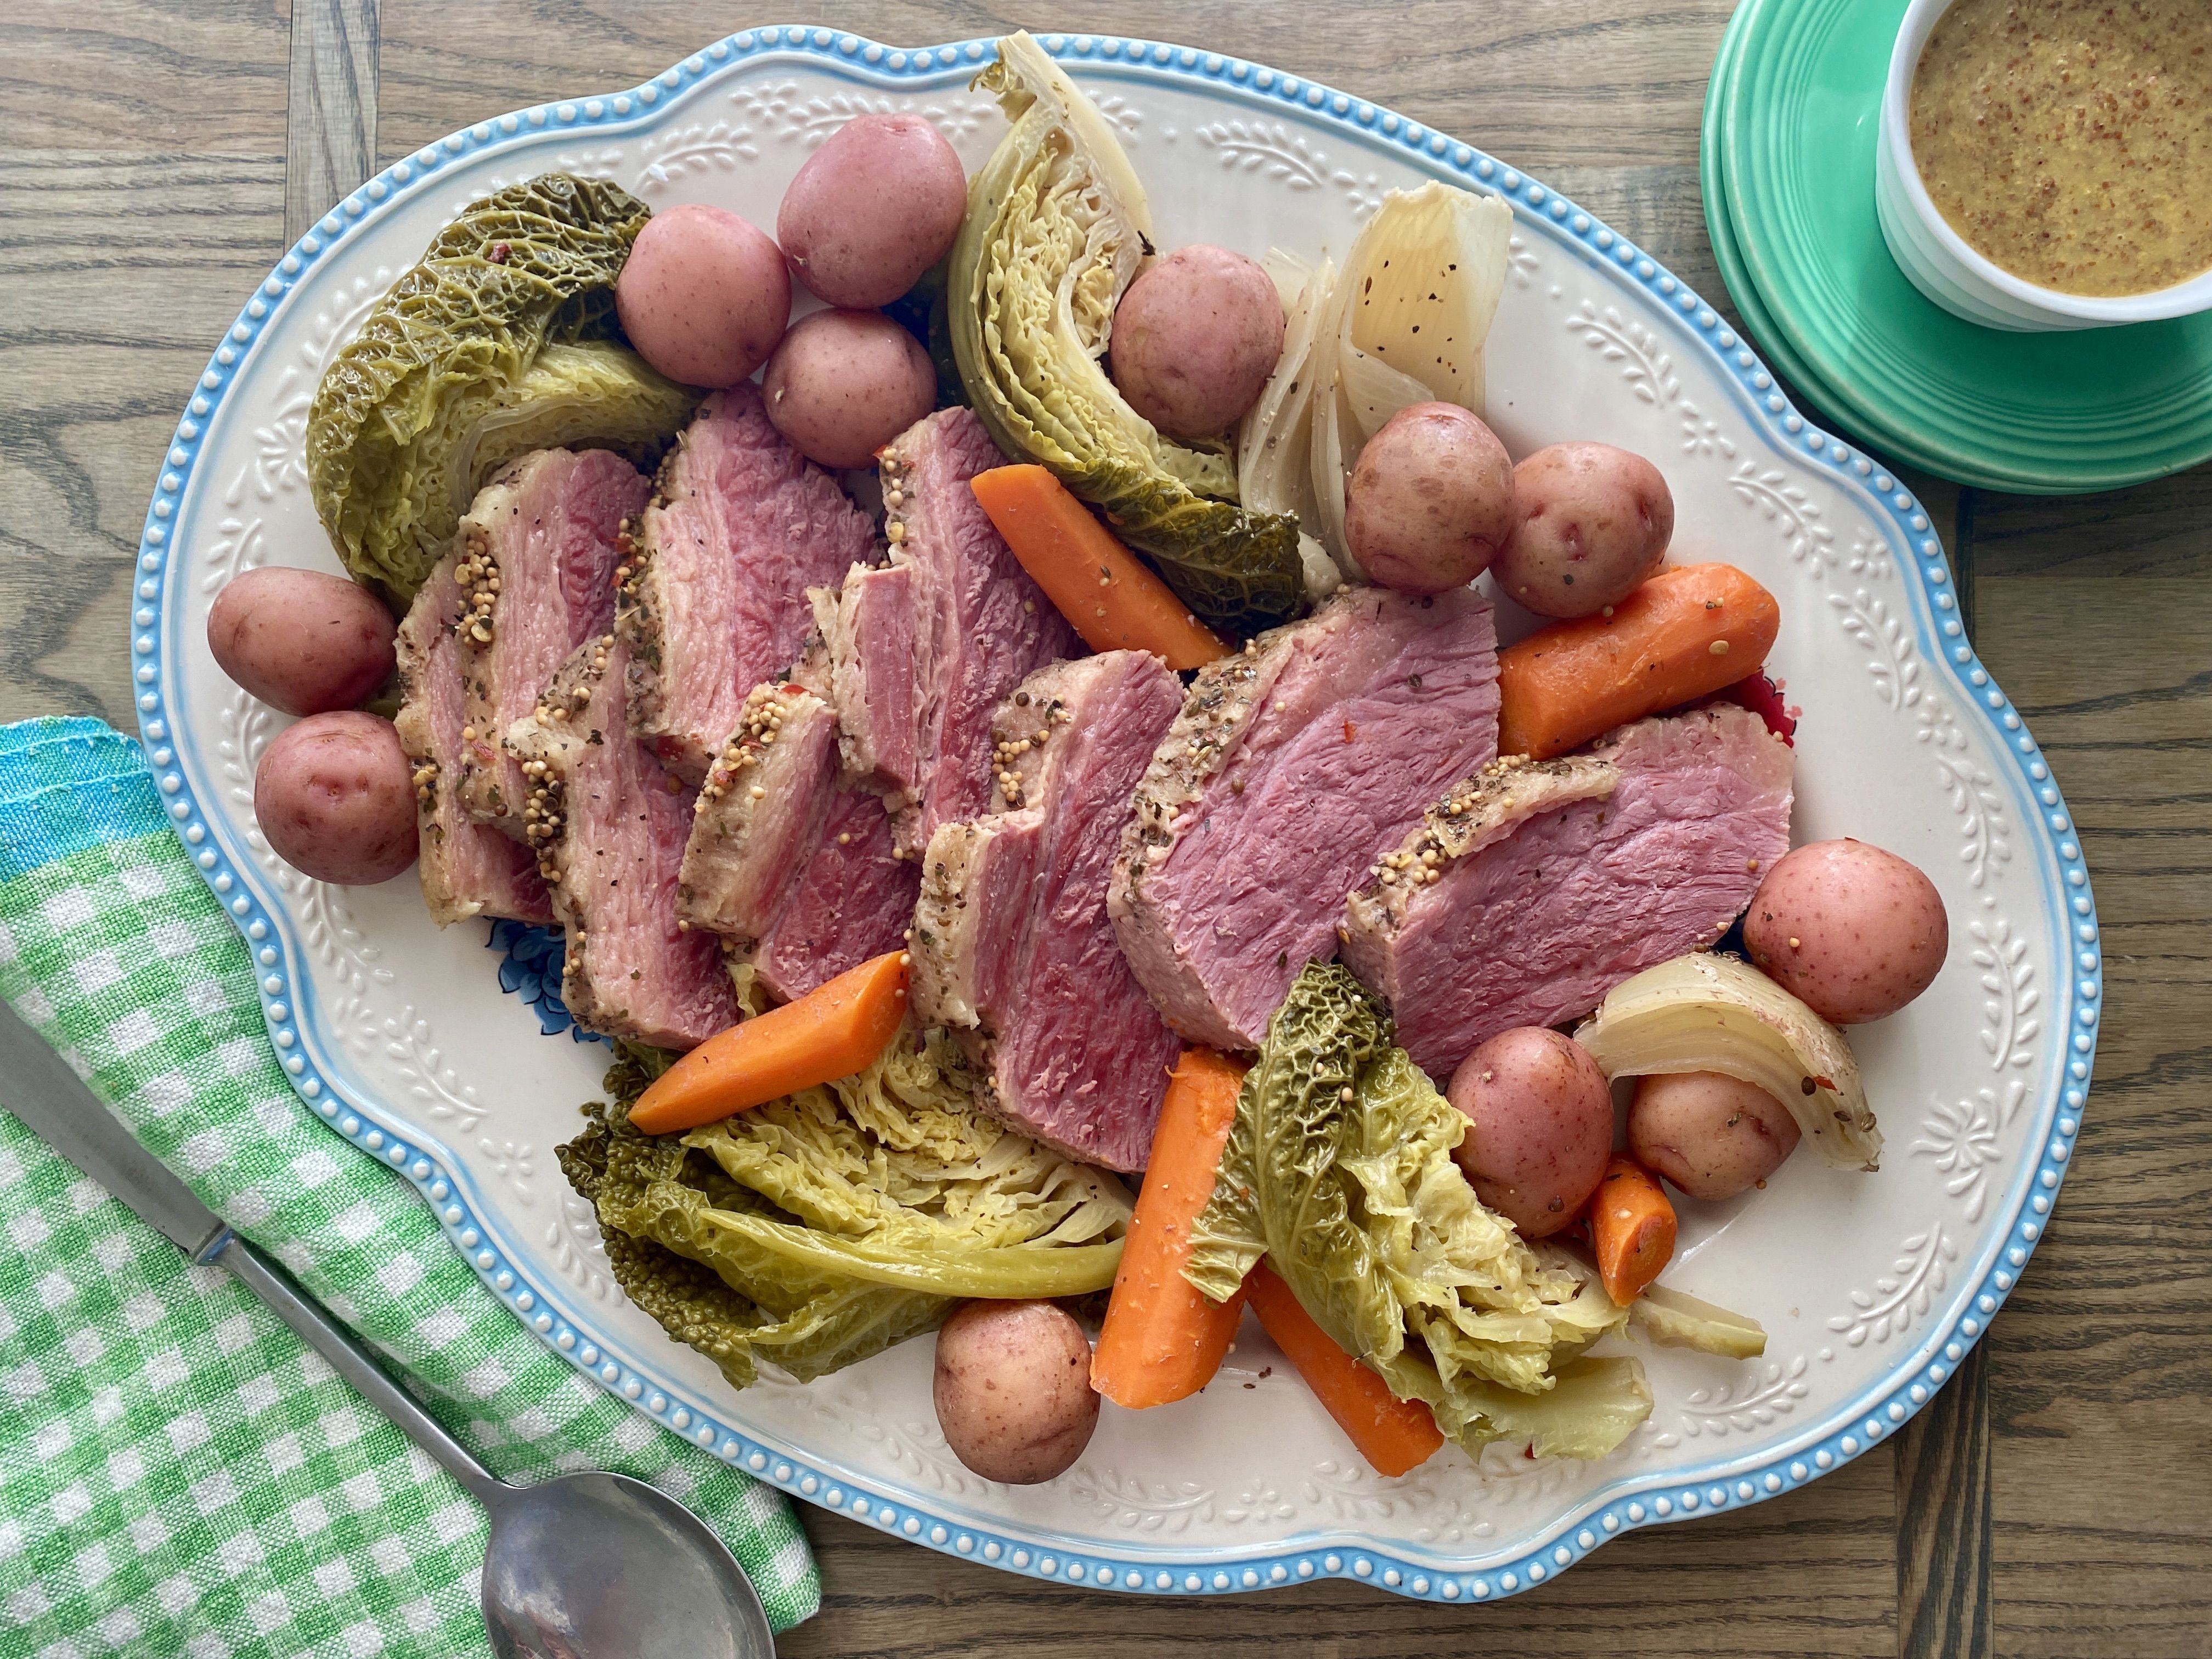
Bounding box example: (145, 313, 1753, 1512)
(0, 1001, 775, 1659)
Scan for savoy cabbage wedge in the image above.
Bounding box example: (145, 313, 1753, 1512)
(948, 32, 1307, 637)
(557, 1028, 1132, 1391)
(1186, 963, 1651, 1461)
(306, 173, 699, 606)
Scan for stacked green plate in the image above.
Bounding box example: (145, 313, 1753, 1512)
(1702, 0, 2212, 494)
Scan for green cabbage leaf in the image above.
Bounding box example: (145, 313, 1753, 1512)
(556, 1028, 1131, 1391)
(306, 174, 699, 606)
(1186, 963, 1651, 1460)
(948, 32, 1306, 636)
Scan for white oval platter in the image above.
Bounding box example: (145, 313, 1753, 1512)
(139, 27, 2098, 1603)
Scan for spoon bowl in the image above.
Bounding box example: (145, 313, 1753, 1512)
(482, 1471, 776, 1659)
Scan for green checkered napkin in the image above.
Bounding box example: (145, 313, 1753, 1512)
(0, 718, 818, 1656)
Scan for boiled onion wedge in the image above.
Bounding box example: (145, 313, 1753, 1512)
(1576, 951, 1882, 1172)
(1235, 182, 1513, 584)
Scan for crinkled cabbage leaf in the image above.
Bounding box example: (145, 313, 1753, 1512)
(307, 174, 699, 606)
(949, 32, 1305, 636)
(1186, 963, 1650, 1460)
(556, 1028, 1132, 1391)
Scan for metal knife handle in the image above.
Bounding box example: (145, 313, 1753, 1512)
(209, 1232, 507, 1510)
(0, 999, 506, 1509)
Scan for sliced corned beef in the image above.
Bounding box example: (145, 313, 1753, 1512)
(677, 674, 843, 945)
(747, 786, 916, 1003)
(449, 448, 649, 831)
(393, 554, 551, 927)
(1341, 704, 1795, 1077)
(910, 652, 1182, 1172)
(620, 385, 876, 782)
(675, 642, 919, 1002)
(1108, 585, 1500, 1051)
(827, 408, 1078, 856)
(504, 630, 739, 1050)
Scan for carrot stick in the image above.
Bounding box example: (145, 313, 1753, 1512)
(1246, 1262, 1443, 1477)
(970, 465, 1231, 670)
(1092, 1050, 1250, 1409)
(1590, 1156, 1677, 1305)
(1497, 562, 1782, 760)
(629, 950, 909, 1135)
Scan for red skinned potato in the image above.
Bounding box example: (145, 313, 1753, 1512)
(1447, 1027, 1613, 1237)
(208, 567, 396, 716)
(1628, 1071, 1802, 1201)
(1744, 839, 1949, 1024)
(932, 1300, 1098, 1485)
(1344, 403, 1516, 596)
(1109, 246, 1286, 439)
(761, 310, 936, 470)
(777, 113, 968, 308)
(1494, 441, 1674, 619)
(253, 712, 418, 885)
(615, 203, 791, 387)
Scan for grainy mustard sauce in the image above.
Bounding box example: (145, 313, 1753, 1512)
(1910, 0, 2212, 297)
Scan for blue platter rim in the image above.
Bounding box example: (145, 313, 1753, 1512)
(136, 24, 2101, 1604)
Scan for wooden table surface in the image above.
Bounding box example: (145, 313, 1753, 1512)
(7, 3, 2207, 1654)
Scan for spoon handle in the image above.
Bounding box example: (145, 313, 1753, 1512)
(211, 1229, 508, 1510)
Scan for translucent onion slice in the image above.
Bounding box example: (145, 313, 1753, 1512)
(1629, 1283, 1768, 1359)
(1575, 952, 1882, 1171)
(1232, 184, 1512, 584)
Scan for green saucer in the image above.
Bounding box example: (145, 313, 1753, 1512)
(1702, 0, 2212, 494)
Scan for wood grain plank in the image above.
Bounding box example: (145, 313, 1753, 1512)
(1895, 1340, 1993, 1658)
(0, 149, 287, 725)
(285, 0, 379, 240)
(1970, 573, 2212, 1657)
(0, 0, 290, 151)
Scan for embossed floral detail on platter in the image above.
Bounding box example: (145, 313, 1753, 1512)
(1662, 1355, 1812, 1445)
(477, 1136, 538, 1205)
(1827, 590, 2012, 889)
(1193, 117, 1328, 190)
(1915, 1084, 2025, 1221)
(546, 1193, 614, 1302)
(1506, 233, 1542, 290)
(634, 120, 759, 192)
(1064, 1466, 1224, 1532)
(731, 79, 996, 149)
(1830, 1227, 1954, 1346)
(201, 517, 268, 598)
(1730, 461, 1836, 571)
(1970, 915, 2039, 1073)
(1846, 534, 1895, 582)
(1564, 299, 1737, 457)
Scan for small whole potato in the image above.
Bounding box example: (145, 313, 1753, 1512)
(1745, 839, 1949, 1024)
(1628, 1071, 1802, 1201)
(760, 309, 936, 470)
(1447, 1027, 1614, 1237)
(253, 712, 419, 886)
(616, 202, 791, 387)
(208, 567, 396, 716)
(1494, 442, 1674, 618)
(932, 1299, 1099, 1485)
(777, 112, 969, 308)
(1344, 403, 1516, 595)
(1109, 245, 1286, 439)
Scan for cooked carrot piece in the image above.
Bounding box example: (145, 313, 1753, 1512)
(629, 950, 909, 1135)
(969, 464, 1231, 670)
(1092, 1050, 1250, 1409)
(1497, 562, 1782, 759)
(1246, 1262, 1443, 1477)
(1590, 1156, 1677, 1304)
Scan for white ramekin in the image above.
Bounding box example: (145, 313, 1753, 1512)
(1874, 0, 2212, 332)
